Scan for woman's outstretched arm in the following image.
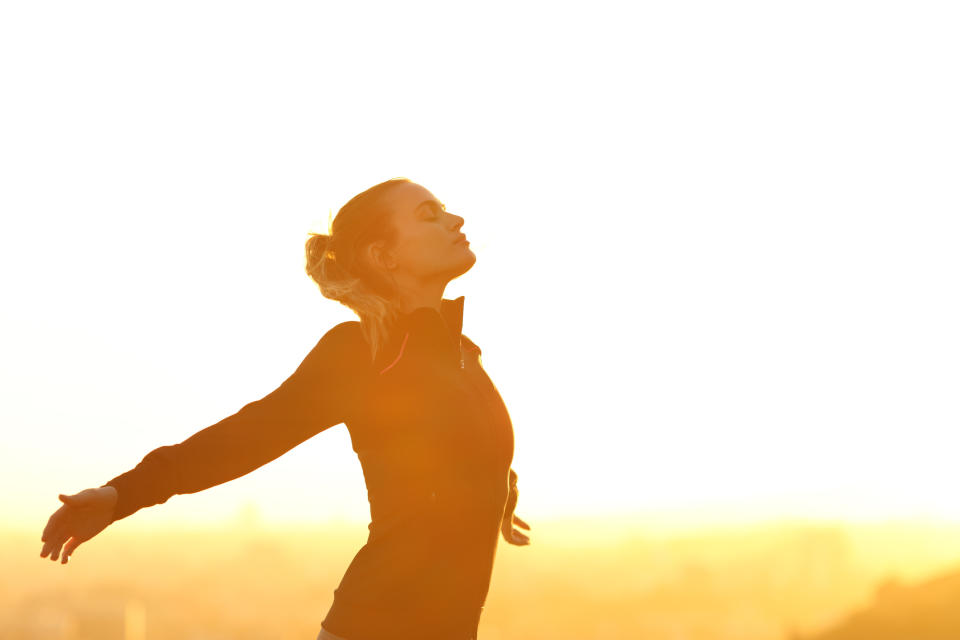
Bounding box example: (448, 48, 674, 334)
(102, 321, 367, 523)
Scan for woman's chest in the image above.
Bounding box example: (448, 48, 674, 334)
(349, 339, 514, 465)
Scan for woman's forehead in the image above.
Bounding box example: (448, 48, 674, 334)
(389, 182, 440, 216)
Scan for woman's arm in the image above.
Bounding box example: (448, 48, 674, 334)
(103, 321, 367, 522)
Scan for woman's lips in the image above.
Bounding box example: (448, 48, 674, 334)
(454, 235, 469, 245)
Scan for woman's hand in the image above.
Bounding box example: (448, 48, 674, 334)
(500, 468, 530, 545)
(40, 486, 118, 564)
(501, 512, 531, 545)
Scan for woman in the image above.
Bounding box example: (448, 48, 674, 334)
(39, 177, 531, 640)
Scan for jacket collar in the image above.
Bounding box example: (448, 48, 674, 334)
(440, 295, 465, 339)
(397, 295, 464, 343)
(380, 295, 464, 370)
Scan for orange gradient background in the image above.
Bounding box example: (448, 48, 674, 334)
(2, 1, 959, 638)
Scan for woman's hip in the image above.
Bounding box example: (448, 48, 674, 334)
(317, 627, 350, 640)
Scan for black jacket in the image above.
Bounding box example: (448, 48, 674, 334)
(104, 295, 518, 640)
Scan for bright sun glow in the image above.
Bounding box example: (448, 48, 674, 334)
(2, 1, 958, 534)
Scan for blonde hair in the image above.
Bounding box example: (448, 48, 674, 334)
(305, 177, 411, 363)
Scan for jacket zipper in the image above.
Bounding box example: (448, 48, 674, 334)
(457, 335, 509, 456)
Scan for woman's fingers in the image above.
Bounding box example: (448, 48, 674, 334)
(43, 535, 66, 561)
(502, 513, 532, 546)
(509, 529, 530, 545)
(500, 522, 531, 545)
(61, 537, 81, 564)
(41, 525, 66, 558)
(41, 499, 77, 560)
(42, 507, 66, 542)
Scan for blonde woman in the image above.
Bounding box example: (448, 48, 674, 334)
(40, 178, 530, 640)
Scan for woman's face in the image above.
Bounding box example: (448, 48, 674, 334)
(373, 181, 476, 288)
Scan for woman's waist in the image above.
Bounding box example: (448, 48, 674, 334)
(367, 473, 507, 520)
(367, 482, 506, 540)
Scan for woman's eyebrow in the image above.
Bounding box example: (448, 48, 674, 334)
(415, 199, 446, 212)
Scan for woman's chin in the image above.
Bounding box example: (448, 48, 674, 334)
(451, 252, 477, 278)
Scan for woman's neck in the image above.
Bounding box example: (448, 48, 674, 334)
(394, 281, 448, 315)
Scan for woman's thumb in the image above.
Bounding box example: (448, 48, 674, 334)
(59, 493, 82, 506)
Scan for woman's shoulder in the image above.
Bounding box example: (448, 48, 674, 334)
(325, 320, 369, 352)
(324, 319, 364, 342)
(302, 321, 371, 371)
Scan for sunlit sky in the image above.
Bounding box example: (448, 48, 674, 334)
(2, 1, 958, 532)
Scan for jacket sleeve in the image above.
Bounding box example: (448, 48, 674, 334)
(103, 321, 367, 523)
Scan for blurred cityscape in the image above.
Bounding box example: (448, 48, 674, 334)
(5, 517, 960, 640)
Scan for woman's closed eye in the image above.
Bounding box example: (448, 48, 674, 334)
(424, 203, 446, 220)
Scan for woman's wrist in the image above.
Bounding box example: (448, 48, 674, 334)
(99, 485, 118, 503)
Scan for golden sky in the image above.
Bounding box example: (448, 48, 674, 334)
(2, 1, 958, 531)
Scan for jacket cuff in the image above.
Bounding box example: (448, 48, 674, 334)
(102, 469, 162, 523)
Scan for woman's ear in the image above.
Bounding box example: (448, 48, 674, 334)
(365, 239, 397, 271)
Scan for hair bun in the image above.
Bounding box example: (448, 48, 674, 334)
(305, 232, 335, 270)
